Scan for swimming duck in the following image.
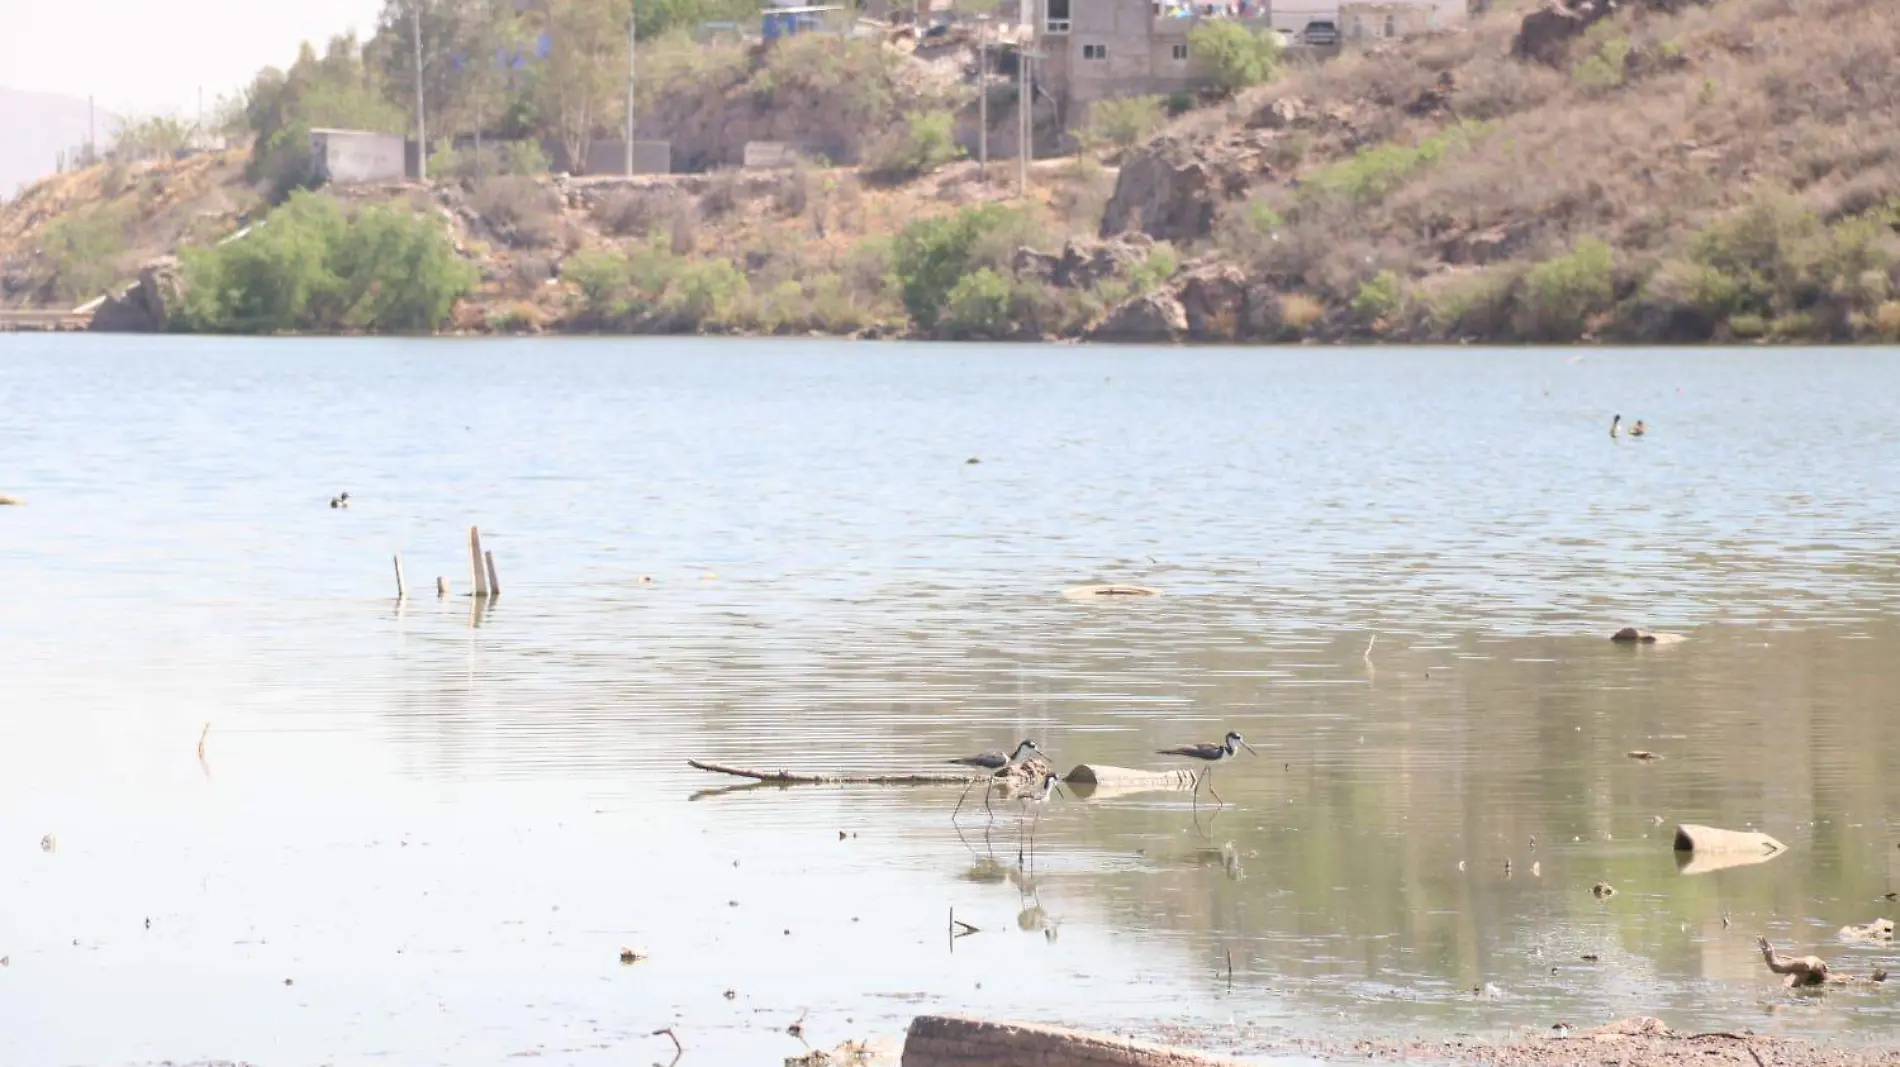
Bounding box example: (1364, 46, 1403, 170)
(330, 492, 351, 509)
(1629, 420, 1646, 437)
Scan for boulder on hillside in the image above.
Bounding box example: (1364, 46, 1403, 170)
(89, 256, 185, 333)
(1100, 134, 1267, 242)
(1177, 263, 1249, 340)
(1513, 1, 1615, 66)
(1086, 290, 1187, 343)
(1013, 236, 1155, 290)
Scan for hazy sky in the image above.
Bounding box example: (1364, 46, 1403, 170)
(2, 0, 386, 115)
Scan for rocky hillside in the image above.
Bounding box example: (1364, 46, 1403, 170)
(5, 0, 1898, 344)
(1092, 0, 1900, 342)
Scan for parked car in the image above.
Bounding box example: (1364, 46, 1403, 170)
(1301, 19, 1339, 46)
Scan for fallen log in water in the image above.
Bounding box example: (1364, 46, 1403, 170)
(902, 1014, 1250, 1067)
(1063, 764, 1198, 799)
(686, 759, 1199, 792)
(685, 759, 971, 785)
(1674, 824, 1787, 855)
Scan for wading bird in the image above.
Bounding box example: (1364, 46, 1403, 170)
(1016, 772, 1063, 866)
(1158, 731, 1258, 809)
(950, 739, 1041, 819)
(1609, 415, 1622, 438)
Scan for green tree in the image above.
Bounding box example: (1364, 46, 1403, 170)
(1187, 21, 1281, 93)
(1082, 95, 1166, 152)
(1520, 237, 1614, 342)
(891, 203, 1019, 331)
(530, 0, 622, 174)
(241, 36, 406, 200)
(941, 268, 1015, 339)
(177, 191, 474, 333)
(371, 0, 528, 164)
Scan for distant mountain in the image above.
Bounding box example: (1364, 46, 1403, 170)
(0, 88, 113, 198)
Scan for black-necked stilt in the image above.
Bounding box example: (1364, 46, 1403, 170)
(1016, 772, 1063, 865)
(950, 739, 1041, 819)
(1609, 414, 1622, 439)
(1158, 730, 1257, 808)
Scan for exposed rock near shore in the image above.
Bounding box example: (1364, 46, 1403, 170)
(90, 256, 186, 333)
(1099, 132, 1272, 243)
(1086, 290, 1186, 343)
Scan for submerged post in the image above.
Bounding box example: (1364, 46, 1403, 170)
(393, 553, 408, 600)
(469, 526, 492, 598)
(484, 550, 501, 599)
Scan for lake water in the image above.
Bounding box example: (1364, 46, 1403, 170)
(2, 336, 1899, 1067)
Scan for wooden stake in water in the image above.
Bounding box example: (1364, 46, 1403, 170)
(484, 550, 501, 599)
(393, 553, 408, 600)
(469, 526, 491, 598)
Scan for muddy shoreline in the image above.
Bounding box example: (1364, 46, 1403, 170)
(1194, 1018, 1900, 1066)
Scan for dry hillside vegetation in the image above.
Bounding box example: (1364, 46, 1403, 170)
(5, 0, 1898, 343)
(1112, 0, 1900, 342)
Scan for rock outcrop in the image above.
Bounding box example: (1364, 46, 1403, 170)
(90, 256, 185, 333)
(1086, 290, 1186, 342)
(1012, 236, 1153, 290)
(1513, 2, 1617, 66)
(1100, 132, 1272, 242)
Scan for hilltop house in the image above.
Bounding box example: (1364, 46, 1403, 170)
(1034, 0, 1467, 127)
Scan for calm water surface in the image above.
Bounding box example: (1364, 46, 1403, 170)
(2, 336, 1899, 1067)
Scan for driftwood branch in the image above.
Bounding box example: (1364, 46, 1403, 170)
(686, 759, 972, 785)
(1755, 936, 1890, 987)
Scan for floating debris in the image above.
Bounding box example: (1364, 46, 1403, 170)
(1840, 919, 1894, 944)
(1062, 584, 1160, 600)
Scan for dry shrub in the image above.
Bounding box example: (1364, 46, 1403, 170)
(831, 176, 866, 234)
(669, 201, 700, 255)
(1280, 292, 1324, 331)
(512, 255, 554, 292)
(1453, 60, 1564, 120)
(472, 176, 562, 248)
(1876, 300, 1900, 340)
(701, 170, 741, 219)
(774, 164, 810, 217)
(593, 189, 674, 237)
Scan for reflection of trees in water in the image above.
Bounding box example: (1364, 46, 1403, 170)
(367, 588, 1900, 1028)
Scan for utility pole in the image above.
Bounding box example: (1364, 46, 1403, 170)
(413, 0, 428, 181)
(1017, 47, 1028, 198)
(625, 0, 638, 176)
(977, 15, 988, 179)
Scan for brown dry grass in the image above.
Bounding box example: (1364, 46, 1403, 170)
(1167, 0, 1900, 340)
